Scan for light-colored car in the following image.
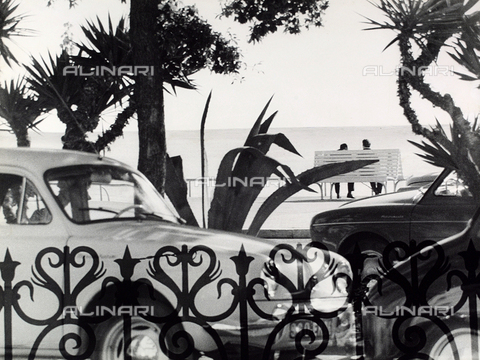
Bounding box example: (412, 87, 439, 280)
(0, 148, 354, 360)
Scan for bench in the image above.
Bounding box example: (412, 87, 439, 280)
(314, 149, 404, 198)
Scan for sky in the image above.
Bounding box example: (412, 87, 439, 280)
(1, 0, 479, 132)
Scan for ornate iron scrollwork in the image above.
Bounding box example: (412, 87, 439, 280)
(0, 242, 352, 360)
(363, 238, 480, 360)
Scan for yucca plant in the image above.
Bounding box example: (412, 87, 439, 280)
(73, 16, 133, 101)
(26, 51, 84, 113)
(366, 0, 480, 202)
(0, 0, 26, 66)
(26, 49, 129, 152)
(0, 78, 43, 147)
(0, 77, 44, 147)
(166, 94, 376, 235)
(71, 16, 136, 152)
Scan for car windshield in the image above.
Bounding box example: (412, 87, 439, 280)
(45, 165, 180, 224)
(434, 170, 472, 197)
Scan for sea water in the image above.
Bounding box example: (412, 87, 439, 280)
(0, 125, 438, 194)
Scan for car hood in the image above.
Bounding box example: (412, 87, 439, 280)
(311, 189, 420, 226)
(65, 220, 352, 318)
(68, 220, 290, 250)
(340, 189, 420, 209)
(66, 219, 352, 284)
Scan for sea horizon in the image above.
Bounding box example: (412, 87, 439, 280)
(0, 125, 439, 192)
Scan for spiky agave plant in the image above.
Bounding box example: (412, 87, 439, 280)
(205, 96, 376, 234)
(165, 94, 376, 234)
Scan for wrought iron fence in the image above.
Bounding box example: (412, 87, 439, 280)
(2, 237, 480, 360)
(0, 242, 354, 360)
(351, 236, 480, 360)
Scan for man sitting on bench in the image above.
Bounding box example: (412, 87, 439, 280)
(334, 143, 354, 199)
(363, 139, 383, 195)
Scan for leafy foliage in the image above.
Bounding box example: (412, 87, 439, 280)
(18, 9, 241, 154)
(26, 51, 84, 111)
(73, 16, 134, 98)
(222, 0, 330, 42)
(365, 0, 478, 51)
(448, 24, 480, 84)
(158, 3, 242, 90)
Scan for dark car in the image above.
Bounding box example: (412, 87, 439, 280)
(310, 168, 477, 274)
(363, 207, 480, 359)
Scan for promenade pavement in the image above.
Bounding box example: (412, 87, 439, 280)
(186, 189, 371, 239)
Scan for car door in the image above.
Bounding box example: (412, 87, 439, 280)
(0, 169, 70, 358)
(410, 169, 477, 243)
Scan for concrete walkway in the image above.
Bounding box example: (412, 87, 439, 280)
(187, 194, 358, 239)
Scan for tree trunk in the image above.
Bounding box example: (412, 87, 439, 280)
(130, 0, 167, 194)
(13, 126, 30, 147)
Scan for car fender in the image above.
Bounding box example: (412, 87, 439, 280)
(311, 207, 412, 254)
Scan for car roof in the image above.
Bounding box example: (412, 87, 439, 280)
(0, 148, 130, 174)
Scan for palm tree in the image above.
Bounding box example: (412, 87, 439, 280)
(366, 0, 480, 201)
(0, 0, 24, 66)
(26, 46, 129, 152)
(25, 10, 241, 194)
(131, 2, 241, 194)
(73, 16, 137, 152)
(0, 78, 44, 146)
(0, 0, 42, 147)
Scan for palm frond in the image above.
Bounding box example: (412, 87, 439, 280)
(0, 77, 43, 128)
(75, 16, 132, 73)
(364, 0, 474, 51)
(0, 0, 31, 66)
(448, 20, 480, 84)
(408, 139, 458, 169)
(26, 50, 84, 108)
(73, 15, 133, 105)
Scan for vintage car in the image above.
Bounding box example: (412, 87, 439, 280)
(310, 168, 477, 274)
(396, 172, 439, 192)
(363, 207, 480, 359)
(0, 148, 354, 360)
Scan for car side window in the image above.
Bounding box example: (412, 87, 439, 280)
(0, 174, 52, 225)
(434, 171, 472, 197)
